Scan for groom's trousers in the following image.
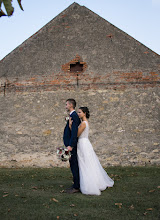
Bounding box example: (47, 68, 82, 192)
(69, 146, 80, 189)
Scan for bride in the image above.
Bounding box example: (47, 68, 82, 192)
(69, 107, 114, 195)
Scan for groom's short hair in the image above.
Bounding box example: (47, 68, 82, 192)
(66, 99, 76, 109)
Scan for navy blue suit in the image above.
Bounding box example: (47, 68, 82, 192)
(63, 111, 81, 189)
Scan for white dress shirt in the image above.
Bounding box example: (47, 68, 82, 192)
(70, 110, 75, 115)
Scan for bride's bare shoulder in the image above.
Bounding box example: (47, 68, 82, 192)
(80, 121, 87, 127)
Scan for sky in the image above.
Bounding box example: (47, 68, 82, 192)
(0, 0, 160, 60)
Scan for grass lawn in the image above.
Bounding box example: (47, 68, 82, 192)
(0, 166, 159, 220)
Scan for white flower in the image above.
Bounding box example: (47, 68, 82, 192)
(65, 116, 69, 121)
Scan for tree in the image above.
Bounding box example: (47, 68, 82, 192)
(0, 0, 23, 17)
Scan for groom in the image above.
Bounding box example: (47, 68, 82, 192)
(63, 99, 81, 194)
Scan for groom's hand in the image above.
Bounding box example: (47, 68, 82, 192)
(67, 146, 72, 151)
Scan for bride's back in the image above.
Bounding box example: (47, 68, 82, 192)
(79, 121, 89, 139)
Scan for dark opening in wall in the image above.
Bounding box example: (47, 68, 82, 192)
(70, 62, 83, 72)
(62, 55, 87, 73)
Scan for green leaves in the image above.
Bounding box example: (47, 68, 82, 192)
(0, 0, 23, 17)
(17, 0, 23, 10)
(2, 0, 14, 16)
(0, 9, 6, 17)
(0, 0, 6, 16)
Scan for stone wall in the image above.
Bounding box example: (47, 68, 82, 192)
(0, 3, 159, 168)
(0, 87, 159, 168)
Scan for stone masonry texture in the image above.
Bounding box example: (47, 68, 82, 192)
(0, 3, 160, 167)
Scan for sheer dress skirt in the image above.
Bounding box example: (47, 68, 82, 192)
(77, 137, 114, 195)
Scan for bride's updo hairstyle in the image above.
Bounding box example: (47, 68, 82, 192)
(79, 107, 90, 119)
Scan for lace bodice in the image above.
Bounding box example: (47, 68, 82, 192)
(79, 121, 89, 139)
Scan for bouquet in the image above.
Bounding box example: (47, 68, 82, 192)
(65, 116, 70, 121)
(57, 146, 71, 161)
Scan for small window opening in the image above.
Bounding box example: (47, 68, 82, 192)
(70, 62, 83, 72)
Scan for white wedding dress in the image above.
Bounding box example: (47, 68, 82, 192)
(77, 121, 114, 195)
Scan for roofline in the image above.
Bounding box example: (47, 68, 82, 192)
(1, 2, 159, 62)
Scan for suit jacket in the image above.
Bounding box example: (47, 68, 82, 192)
(63, 111, 81, 148)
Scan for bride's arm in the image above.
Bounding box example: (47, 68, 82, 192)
(69, 118, 86, 137)
(77, 121, 86, 137)
(69, 117, 73, 130)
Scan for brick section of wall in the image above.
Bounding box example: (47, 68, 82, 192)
(0, 70, 159, 94)
(62, 54, 87, 73)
